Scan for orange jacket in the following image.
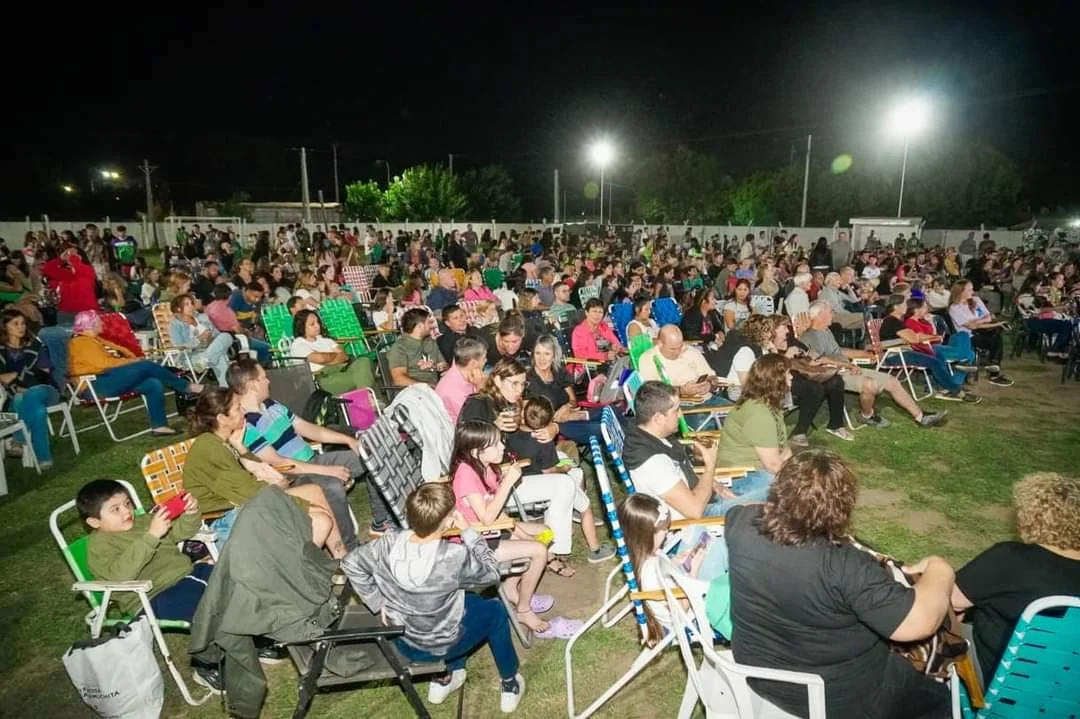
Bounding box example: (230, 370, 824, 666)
(68, 335, 137, 377)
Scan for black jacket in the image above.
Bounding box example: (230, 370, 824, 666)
(710, 329, 763, 378)
(621, 423, 698, 489)
(681, 307, 724, 341)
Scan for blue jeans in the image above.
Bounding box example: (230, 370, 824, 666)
(39, 325, 74, 389)
(89, 361, 191, 428)
(883, 352, 965, 393)
(394, 593, 519, 680)
(189, 333, 234, 386)
(1024, 318, 1073, 353)
(211, 508, 240, 546)
(556, 406, 612, 445)
(933, 332, 974, 364)
(147, 562, 212, 623)
(703, 469, 773, 517)
(10, 385, 61, 463)
(247, 337, 271, 364)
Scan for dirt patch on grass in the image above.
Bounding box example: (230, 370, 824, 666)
(859, 488, 904, 508)
(978, 505, 1014, 525)
(895, 508, 948, 533)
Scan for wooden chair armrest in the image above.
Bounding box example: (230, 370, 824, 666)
(955, 652, 985, 709)
(681, 430, 723, 440)
(334, 336, 364, 343)
(631, 588, 686, 602)
(680, 405, 733, 416)
(670, 516, 726, 530)
(565, 357, 602, 367)
(498, 458, 531, 471)
(692, 466, 754, 477)
(442, 517, 516, 537)
(202, 510, 229, 521)
(74, 579, 153, 593)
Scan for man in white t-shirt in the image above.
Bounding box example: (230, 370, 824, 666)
(861, 255, 882, 282)
(784, 272, 812, 320)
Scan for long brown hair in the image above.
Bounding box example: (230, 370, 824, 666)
(616, 493, 671, 646)
(479, 357, 527, 411)
(188, 387, 236, 436)
(736, 353, 790, 412)
(948, 280, 974, 310)
(756, 449, 858, 546)
(449, 420, 502, 494)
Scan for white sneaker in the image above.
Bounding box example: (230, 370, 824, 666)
(500, 673, 525, 713)
(427, 668, 466, 705)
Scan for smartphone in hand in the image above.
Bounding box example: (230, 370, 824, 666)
(157, 493, 188, 520)
(682, 532, 712, 572)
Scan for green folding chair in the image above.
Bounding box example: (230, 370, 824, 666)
(483, 267, 505, 291)
(318, 298, 376, 360)
(49, 480, 212, 705)
(262, 303, 295, 360)
(628, 334, 654, 371)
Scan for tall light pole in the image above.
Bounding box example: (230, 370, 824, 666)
(589, 139, 614, 225)
(885, 97, 931, 218)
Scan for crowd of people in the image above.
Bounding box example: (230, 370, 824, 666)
(15, 219, 1076, 717)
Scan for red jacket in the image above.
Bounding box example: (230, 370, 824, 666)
(41, 255, 98, 313)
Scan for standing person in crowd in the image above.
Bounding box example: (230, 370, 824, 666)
(947, 281, 1013, 386)
(726, 450, 954, 719)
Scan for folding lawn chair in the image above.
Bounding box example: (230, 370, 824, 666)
(952, 595, 1080, 719)
(609, 302, 634, 347)
(750, 294, 775, 316)
(577, 283, 599, 305)
(151, 303, 209, 382)
(356, 414, 531, 647)
(49, 480, 214, 706)
(657, 555, 826, 718)
(647, 356, 731, 439)
(140, 440, 223, 560)
(262, 303, 295, 360)
(65, 375, 155, 443)
(458, 299, 499, 328)
(0, 410, 38, 496)
(319, 297, 377, 359)
(628, 333, 654, 371)
(652, 297, 683, 327)
(565, 438, 729, 719)
(866, 318, 933, 400)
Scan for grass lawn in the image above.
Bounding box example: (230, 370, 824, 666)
(2, 353, 1078, 718)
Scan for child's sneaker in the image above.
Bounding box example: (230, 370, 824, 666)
(500, 673, 525, 713)
(587, 543, 616, 563)
(427, 668, 466, 705)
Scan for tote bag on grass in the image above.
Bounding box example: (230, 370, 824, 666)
(62, 616, 164, 719)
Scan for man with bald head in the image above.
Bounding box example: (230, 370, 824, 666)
(639, 325, 717, 397)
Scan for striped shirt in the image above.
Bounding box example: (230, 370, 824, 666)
(242, 400, 316, 461)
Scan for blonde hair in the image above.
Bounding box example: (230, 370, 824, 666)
(1014, 472, 1080, 550)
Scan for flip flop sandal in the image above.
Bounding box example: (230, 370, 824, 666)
(546, 558, 577, 578)
(534, 616, 585, 640)
(530, 594, 555, 613)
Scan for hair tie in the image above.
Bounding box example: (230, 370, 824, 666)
(654, 503, 670, 526)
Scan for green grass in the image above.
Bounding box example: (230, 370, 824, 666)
(2, 354, 1079, 718)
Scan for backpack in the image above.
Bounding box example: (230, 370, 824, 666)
(597, 355, 630, 403)
(300, 388, 349, 428)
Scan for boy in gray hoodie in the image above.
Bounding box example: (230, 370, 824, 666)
(342, 482, 525, 713)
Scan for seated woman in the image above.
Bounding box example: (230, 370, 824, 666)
(570, 298, 625, 362)
(625, 294, 659, 342)
(1016, 275, 1074, 359)
(726, 449, 954, 719)
(879, 294, 978, 403)
(904, 298, 977, 368)
(948, 280, 1013, 386)
(168, 293, 235, 387)
(714, 353, 791, 494)
(101, 272, 150, 330)
(525, 335, 606, 446)
(181, 387, 346, 556)
(463, 269, 500, 326)
(68, 310, 203, 436)
(370, 288, 398, 332)
(952, 472, 1080, 684)
(289, 309, 375, 396)
(459, 359, 599, 576)
(618, 492, 730, 646)
(0, 309, 60, 469)
(681, 289, 726, 347)
(722, 279, 755, 330)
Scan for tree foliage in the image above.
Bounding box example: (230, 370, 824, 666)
(343, 179, 385, 220)
(214, 191, 253, 221)
(382, 165, 467, 221)
(631, 145, 732, 223)
(458, 165, 522, 220)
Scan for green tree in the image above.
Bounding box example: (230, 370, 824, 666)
(343, 179, 385, 220)
(458, 165, 522, 220)
(214, 191, 253, 221)
(630, 145, 732, 223)
(382, 165, 467, 221)
(728, 172, 778, 225)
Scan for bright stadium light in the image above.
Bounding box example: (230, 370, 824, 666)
(885, 97, 931, 217)
(61, 184, 74, 193)
(588, 139, 616, 225)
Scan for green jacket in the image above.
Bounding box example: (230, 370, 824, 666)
(87, 511, 201, 615)
(182, 433, 263, 513)
(189, 486, 338, 718)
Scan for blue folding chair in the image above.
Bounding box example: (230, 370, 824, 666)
(608, 302, 634, 348)
(652, 297, 682, 327)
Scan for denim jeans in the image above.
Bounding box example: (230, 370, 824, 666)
(670, 524, 730, 581)
(1024, 318, 1073, 353)
(89, 361, 191, 428)
(211, 508, 240, 547)
(38, 325, 74, 389)
(10, 384, 61, 463)
(932, 331, 974, 364)
(247, 337, 272, 364)
(189, 332, 235, 386)
(883, 352, 965, 392)
(702, 469, 773, 517)
(293, 448, 390, 550)
(147, 562, 212, 623)
(556, 405, 607, 446)
(394, 593, 519, 680)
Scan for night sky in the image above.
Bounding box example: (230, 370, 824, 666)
(3, 1, 1078, 220)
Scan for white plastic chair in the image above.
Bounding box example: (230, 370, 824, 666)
(656, 555, 826, 718)
(0, 413, 37, 496)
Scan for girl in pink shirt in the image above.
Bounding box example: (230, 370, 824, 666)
(451, 420, 553, 633)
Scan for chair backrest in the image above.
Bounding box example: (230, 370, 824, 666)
(458, 300, 498, 328)
(49, 479, 143, 611)
(319, 297, 371, 357)
(342, 266, 374, 303)
(262, 303, 294, 354)
(357, 413, 421, 526)
(600, 406, 635, 494)
(974, 595, 1080, 719)
(750, 294, 775, 316)
(628, 334, 654, 371)
(524, 278, 541, 290)
(151, 303, 179, 352)
(483, 267, 505, 291)
(451, 269, 466, 293)
(652, 297, 683, 327)
(866, 318, 884, 354)
(588, 437, 650, 643)
(622, 370, 643, 412)
(609, 302, 634, 347)
(141, 440, 195, 505)
(577, 283, 599, 305)
(267, 362, 320, 417)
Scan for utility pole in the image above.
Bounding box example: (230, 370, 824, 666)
(448, 153, 454, 176)
(140, 159, 158, 248)
(553, 169, 560, 224)
(331, 143, 340, 205)
(294, 147, 312, 224)
(800, 134, 812, 227)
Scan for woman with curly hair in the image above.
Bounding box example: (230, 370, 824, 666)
(952, 472, 1080, 682)
(726, 450, 954, 719)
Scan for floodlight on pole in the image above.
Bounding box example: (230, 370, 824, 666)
(885, 97, 931, 217)
(61, 184, 74, 193)
(588, 139, 615, 225)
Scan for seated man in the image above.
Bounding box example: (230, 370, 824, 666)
(227, 358, 393, 543)
(205, 283, 272, 364)
(621, 381, 754, 519)
(638, 325, 729, 425)
(387, 307, 447, 387)
(800, 301, 945, 429)
(819, 272, 866, 330)
(435, 337, 487, 424)
(545, 282, 577, 323)
(426, 269, 460, 314)
(784, 271, 812, 321)
(437, 303, 489, 364)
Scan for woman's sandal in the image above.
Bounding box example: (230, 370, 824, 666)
(151, 427, 179, 436)
(546, 557, 577, 578)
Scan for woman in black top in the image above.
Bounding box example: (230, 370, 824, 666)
(809, 236, 832, 272)
(878, 294, 975, 401)
(525, 335, 609, 447)
(680, 288, 725, 345)
(0, 308, 60, 469)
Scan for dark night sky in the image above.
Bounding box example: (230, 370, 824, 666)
(3, 1, 1078, 220)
